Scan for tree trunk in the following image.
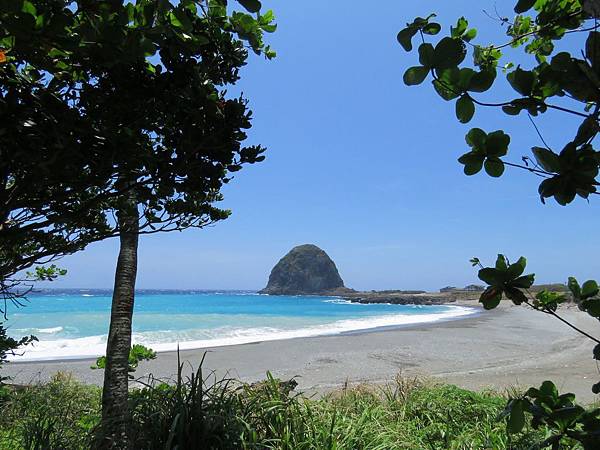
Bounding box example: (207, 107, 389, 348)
(100, 196, 139, 449)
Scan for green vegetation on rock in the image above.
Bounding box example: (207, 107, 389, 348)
(260, 244, 347, 295)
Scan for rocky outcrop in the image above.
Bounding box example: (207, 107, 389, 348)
(260, 244, 347, 295)
(346, 294, 458, 305)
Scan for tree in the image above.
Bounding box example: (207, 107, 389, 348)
(1, 0, 276, 447)
(399, 1, 600, 446)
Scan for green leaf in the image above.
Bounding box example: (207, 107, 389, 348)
(458, 153, 484, 175)
(495, 254, 508, 271)
(403, 66, 429, 86)
(422, 23, 441, 35)
(473, 45, 502, 69)
(505, 287, 528, 305)
(457, 68, 476, 90)
(582, 298, 600, 317)
(534, 290, 563, 311)
(22, 0, 37, 16)
(502, 104, 523, 116)
(550, 52, 572, 71)
(463, 29, 477, 42)
(550, 406, 585, 428)
(507, 257, 527, 279)
(479, 267, 504, 285)
(574, 116, 600, 146)
(507, 399, 526, 434)
(433, 68, 461, 100)
(540, 380, 559, 399)
(468, 69, 496, 93)
(568, 277, 581, 300)
(433, 37, 466, 70)
(507, 68, 535, 96)
(485, 131, 510, 157)
(532, 147, 560, 172)
(456, 96, 475, 123)
(585, 31, 600, 71)
(480, 286, 502, 309)
(581, 280, 599, 299)
(466, 128, 486, 149)
(139, 37, 156, 56)
(259, 9, 275, 24)
(418, 43, 435, 67)
(451, 17, 468, 38)
(512, 274, 535, 289)
(397, 28, 417, 52)
(237, 0, 262, 13)
(170, 9, 193, 32)
(515, 0, 536, 14)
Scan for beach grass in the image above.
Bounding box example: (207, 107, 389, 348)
(0, 370, 551, 449)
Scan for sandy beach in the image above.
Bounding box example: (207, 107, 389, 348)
(4, 301, 599, 403)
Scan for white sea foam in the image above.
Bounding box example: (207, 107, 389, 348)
(38, 326, 64, 334)
(8, 306, 476, 362)
(13, 326, 64, 334)
(323, 299, 354, 305)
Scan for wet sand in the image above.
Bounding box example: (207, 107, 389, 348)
(4, 302, 599, 403)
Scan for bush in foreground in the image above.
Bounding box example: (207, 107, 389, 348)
(0, 369, 551, 449)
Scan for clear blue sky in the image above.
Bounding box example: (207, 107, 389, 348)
(47, 0, 600, 292)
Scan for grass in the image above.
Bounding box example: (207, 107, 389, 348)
(0, 372, 101, 449)
(0, 368, 552, 449)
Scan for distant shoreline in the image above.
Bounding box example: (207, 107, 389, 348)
(4, 302, 598, 404)
(7, 303, 477, 364)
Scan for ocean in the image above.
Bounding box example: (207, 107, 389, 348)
(4, 290, 475, 361)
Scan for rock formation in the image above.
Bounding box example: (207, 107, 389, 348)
(260, 244, 348, 295)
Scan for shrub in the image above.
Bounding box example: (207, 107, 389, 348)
(91, 344, 157, 374)
(0, 373, 101, 450)
(0, 367, 552, 449)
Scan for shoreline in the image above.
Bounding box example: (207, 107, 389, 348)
(7, 304, 479, 364)
(4, 302, 598, 404)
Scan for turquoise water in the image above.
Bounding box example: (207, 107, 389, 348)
(5, 290, 474, 361)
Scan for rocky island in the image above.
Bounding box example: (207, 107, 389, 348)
(260, 244, 474, 304)
(259, 244, 353, 295)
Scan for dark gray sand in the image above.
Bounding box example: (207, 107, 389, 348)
(4, 302, 599, 403)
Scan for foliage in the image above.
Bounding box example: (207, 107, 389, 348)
(399, 1, 600, 447)
(501, 380, 600, 449)
(0, 373, 101, 450)
(0, 370, 549, 450)
(91, 344, 157, 374)
(0, 0, 276, 293)
(1, 0, 275, 441)
(469, 253, 600, 447)
(399, 0, 600, 205)
(471, 254, 535, 310)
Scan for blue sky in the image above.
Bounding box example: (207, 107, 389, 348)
(47, 0, 600, 291)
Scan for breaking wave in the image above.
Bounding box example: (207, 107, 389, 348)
(10, 306, 475, 362)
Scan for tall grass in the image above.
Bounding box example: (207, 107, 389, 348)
(0, 373, 100, 450)
(0, 364, 547, 449)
